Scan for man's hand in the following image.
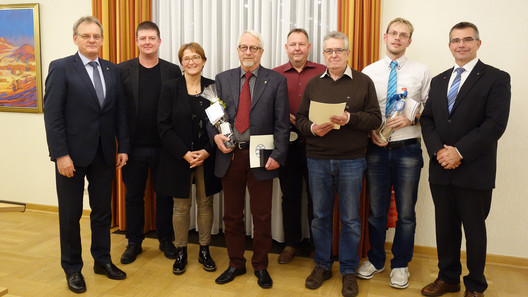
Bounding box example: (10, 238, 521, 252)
(57, 155, 75, 178)
(290, 113, 296, 125)
(436, 145, 462, 170)
(265, 157, 280, 171)
(330, 111, 349, 127)
(188, 149, 210, 168)
(116, 153, 128, 169)
(370, 130, 388, 147)
(214, 134, 234, 154)
(312, 122, 334, 137)
(386, 115, 412, 131)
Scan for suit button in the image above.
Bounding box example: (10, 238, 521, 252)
(448, 119, 452, 123)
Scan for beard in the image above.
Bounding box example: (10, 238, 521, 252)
(242, 59, 255, 68)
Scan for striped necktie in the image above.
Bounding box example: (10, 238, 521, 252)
(447, 67, 465, 113)
(386, 61, 398, 116)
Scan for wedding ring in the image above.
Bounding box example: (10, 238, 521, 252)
(441, 162, 446, 166)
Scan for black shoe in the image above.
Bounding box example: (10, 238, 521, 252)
(94, 263, 127, 280)
(254, 269, 273, 289)
(159, 239, 177, 259)
(120, 244, 142, 264)
(198, 245, 216, 272)
(66, 272, 86, 293)
(172, 246, 188, 275)
(215, 267, 247, 284)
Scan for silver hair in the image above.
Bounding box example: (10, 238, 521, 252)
(238, 30, 264, 49)
(323, 31, 349, 50)
(73, 16, 104, 37)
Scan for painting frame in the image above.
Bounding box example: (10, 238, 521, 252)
(0, 3, 42, 113)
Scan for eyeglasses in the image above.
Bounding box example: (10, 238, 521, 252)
(238, 45, 262, 53)
(387, 31, 410, 40)
(323, 48, 347, 55)
(450, 37, 477, 44)
(77, 34, 102, 41)
(182, 55, 202, 64)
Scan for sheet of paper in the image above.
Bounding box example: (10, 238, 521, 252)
(309, 101, 346, 129)
(401, 98, 421, 122)
(249, 135, 274, 168)
(205, 101, 224, 125)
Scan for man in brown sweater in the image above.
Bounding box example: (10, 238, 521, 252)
(296, 31, 381, 297)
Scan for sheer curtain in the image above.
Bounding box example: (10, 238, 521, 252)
(152, 0, 337, 242)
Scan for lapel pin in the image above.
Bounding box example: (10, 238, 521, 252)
(264, 80, 267, 84)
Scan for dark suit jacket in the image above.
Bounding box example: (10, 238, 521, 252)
(157, 76, 222, 198)
(211, 66, 290, 181)
(44, 53, 130, 166)
(421, 60, 511, 190)
(118, 57, 181, 141)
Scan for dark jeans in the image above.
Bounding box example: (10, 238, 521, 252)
(122, 146, 173, 245)
(279, 142, 313, 248)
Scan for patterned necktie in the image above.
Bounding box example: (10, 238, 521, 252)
(447, 67, 465, 113)
(88, 61, 105, 107)
(235, 72, 252, 133)
(386, 61, 398, 116)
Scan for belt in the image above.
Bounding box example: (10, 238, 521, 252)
(384, 138, 420, 149)
(235, 142, 249, 150)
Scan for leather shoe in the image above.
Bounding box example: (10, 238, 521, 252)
(66, 272, 86, 293)
(172, 246, 188, 275)
(198, 245, 216, 272)
(159, 239, 177, 259)
(464, 290, 484, 297)
(94, 263, 127, 280)
(278, 246, 299, 264)
(120, 244, 142, 264)
(421, 278, 460, 296)
(215, 266, 246, 284)
(254, 270, 273, 289)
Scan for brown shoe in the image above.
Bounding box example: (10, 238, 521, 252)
(278, 246, 299, 264)
(305, 265, 332, 289)
(421, 279, 460, 296)
(464, 290, 484, 297)
(342, 273, 359, 297)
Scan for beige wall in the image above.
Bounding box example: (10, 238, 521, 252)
(1, 0, 526, 258)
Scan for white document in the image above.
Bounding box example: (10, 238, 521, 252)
(205, 101, 224, 125)
(249, 135, 274, 168)
(401, 98, 421, 122)
(309, 101, 346, 129)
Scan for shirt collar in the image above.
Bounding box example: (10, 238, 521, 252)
(77, 51, 100, 66)
(452, 57, 479, 75)
(240, 65, 260, 78)
(383, 55, 407, 70)
(320, 65, 353, 80)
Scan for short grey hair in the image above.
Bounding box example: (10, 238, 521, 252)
(238, 30, 264, 49)
(323, 31, 349, 50)
(73, 16, 104, 37)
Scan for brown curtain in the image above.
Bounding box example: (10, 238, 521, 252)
(92, 0, 155, 232)
(333, 0, 382, 258)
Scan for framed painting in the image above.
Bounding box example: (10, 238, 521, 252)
(0, 3, 42, 113)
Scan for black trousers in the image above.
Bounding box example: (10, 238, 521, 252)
(430, 183, 492, 293)
(56, 145, 114, 274)
(279, 142, 313, 248)
(121, 146, 173, 244)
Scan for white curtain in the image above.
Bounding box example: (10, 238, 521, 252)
(153, 0, 338, 242)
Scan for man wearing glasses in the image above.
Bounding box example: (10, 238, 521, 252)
(421, 22, 510, 297)
(296, 31, 381, 297)
(358, 18, 431, 289)
(43, 16, 129, 293)
(118, 21, 181, 265)
(211, 30, 289, 289)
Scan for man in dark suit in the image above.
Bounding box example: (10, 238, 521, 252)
(211, 30, 289, 289)
(118, 21, 181, 264)
(43, 16, 130, 294)
(420, 22, 510, 297)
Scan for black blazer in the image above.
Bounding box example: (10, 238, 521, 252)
(210, 66, 290, 181)
(421, 60, 511, 190)
(44, 53, 129, 166)
(157, 76, 222, 198)
(119, 57, 181, 141)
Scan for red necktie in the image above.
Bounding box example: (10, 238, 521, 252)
(235, 72, 252, 133)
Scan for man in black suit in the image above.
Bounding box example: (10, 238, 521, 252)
(44, 16, 130, 293)
(211, 30, 289, 289)
(118, 21, 181, 264)
(420, 22, 510, 297)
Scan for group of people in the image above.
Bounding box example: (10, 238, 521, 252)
(43, 15, 510, 297)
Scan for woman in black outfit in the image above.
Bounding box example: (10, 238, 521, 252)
(157, 42, 221, 275)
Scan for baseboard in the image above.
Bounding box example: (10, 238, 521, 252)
(0, 200, 26, 212)
(25, 203, 91, 217)
(385, 242, 528, 269)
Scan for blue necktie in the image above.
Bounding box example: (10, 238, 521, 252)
(88, 61, 105, 107)
(447, 67, 465, 113)
(386, 61, 398, 116)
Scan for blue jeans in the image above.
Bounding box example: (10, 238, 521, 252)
(307, 157, 366, 275)
(365, 141, 423, 269)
